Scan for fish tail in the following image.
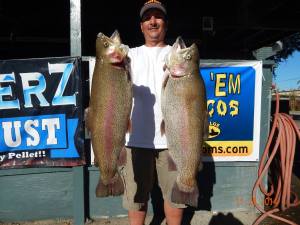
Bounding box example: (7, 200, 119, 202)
(127, 119, 132, 133)
(96, 173, 124, 197)
(167, 152, 177, 171)
(109, 172, 124, 196)
(160, 120, 165, 136)
(84, 107, 90, 130)
(95, 179, 110, 197)
(171, 181, 199, 207)
(117, 146, 127, 166)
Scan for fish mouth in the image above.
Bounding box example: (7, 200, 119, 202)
(169, 64, 188, 78)
(111, 61, 126, 69)
(107, 50, 126, 64)
(170, 74, 189, 79)
(109, 54, 127, 69)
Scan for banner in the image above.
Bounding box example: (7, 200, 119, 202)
(0, 57, 85, 168)
(200, 61, 262, 161)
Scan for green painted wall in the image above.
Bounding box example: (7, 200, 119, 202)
(0, 168, 73, 221)
(88, 167, 127, 218)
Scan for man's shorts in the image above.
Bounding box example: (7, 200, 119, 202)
(119, 147, 186, 211)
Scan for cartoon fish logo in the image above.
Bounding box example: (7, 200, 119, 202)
(208, 121, 221, 138)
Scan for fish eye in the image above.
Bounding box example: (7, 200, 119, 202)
(184, 54, 192, 60)
(103, 42, 109, 48)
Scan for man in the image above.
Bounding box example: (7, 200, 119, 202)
(119, 1, 185, 225)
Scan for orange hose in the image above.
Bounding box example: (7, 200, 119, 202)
(252, 91, 300, 225)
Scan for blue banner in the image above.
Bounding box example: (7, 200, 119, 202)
(0, 114, 67, 152)
(0, 57, 85, 168)
(201, 66, 255, 140)
(200, 61, 262, 161)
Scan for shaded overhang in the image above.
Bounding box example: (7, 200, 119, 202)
(0, 0, 299, 59)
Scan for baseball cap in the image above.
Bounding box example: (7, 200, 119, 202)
(140, 0, 167, 18)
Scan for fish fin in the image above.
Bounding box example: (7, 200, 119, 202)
(198, 161, 203, 171)
(93, 153, 99, 167)
(162, 69, 170, 89)
(203, 110, 209, 140)
(127, 119, 132, 133)
(109, 173, 124, 196)
(171, 182, 199, 207)
(163, 63, 167, 71)
(117, 147, 127, 166)
(174, 36, 186, 50)
(167, 152, 177, 171)
(84, 107, 90, 130)
(110, 30, 121, 45)
(96, 173, 124, 197)
(160, 120, 165, 136)
(84, 107, 92, 139)
(96, 179, 110, 197)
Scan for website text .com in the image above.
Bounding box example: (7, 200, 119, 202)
(202, 141, 252, 156)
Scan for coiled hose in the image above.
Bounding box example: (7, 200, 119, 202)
(252, 90, 300, 225)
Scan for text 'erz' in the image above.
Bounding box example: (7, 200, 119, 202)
(0, 63, 77, 109)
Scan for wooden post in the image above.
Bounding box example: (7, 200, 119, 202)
(70, 0, 85, 224)
(73, 166, 85, 225)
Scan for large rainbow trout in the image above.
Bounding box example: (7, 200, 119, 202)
(161, 37, 208, 207)
(86, 30, 132, 197)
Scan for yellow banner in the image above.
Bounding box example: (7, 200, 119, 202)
(202, 141, 253, 156)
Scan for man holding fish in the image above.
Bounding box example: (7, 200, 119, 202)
(88, 1, 208, 225)
(121, 1, 207, 225)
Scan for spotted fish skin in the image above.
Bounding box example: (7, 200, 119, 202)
(87, 30, 132, 197)
(161, 37, 207, 207)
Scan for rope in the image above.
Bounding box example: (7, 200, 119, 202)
(252, 91, 300, 225)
